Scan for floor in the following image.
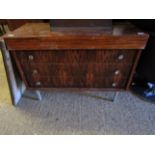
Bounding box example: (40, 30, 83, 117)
(1, 50, 155, 135)
(0, 89, 155, 134)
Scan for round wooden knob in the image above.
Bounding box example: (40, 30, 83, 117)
(28, 55, 34, 61)
(114, 70, 120, 75)
(112, 82, 117, 87)
(118, 54, 124, 60)
(36, 81, 41, 86)
(33, 70, 38, 74)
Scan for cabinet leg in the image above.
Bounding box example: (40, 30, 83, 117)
(79, 91, 119, 103)
(0, 40, 26, 106)
(22, 89, 43, 101)
(35, 90, 42, 101)
(112, 92, 119, 103)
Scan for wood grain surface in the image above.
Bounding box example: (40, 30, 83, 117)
(11, 49, 138, 89)
(4, 23, 149, 50)
(4, 22, 149, 90)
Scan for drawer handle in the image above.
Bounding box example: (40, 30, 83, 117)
(112, 82, 117, 87)
(32, 69, 38, 75)
(118, 54, 124, 60)
(114, 70, 120, 75)
(36, 81, 41, 86)
(28, 55, 34, 61)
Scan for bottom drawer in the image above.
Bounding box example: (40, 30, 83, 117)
(26, 76, 127, 89)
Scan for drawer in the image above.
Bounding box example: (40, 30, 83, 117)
(26, 76, 127, 88)
(15, 49, 137, 64)
(12, 49, 138, 89)
(20, 62, 133, 78)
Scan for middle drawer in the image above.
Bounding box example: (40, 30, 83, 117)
(20, 62, 133, 78)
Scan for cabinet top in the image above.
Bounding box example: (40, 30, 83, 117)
(3, 22, 149, 50)
(4, 22, 148, 37)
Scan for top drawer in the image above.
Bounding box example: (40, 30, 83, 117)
(15, 49, 137, 64)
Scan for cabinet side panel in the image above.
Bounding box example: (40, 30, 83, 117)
(11, 51, 30, 88)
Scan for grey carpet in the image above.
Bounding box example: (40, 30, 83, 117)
(0, 90, 155, 135)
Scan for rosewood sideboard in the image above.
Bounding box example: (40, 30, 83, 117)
(2, 22, 149, 102)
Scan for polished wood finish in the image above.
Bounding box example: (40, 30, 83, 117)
(5, 19, 49, 30)
(12, 49, 137, 89)
(4, 22, 149, 90)
(4, 23, 148, 50)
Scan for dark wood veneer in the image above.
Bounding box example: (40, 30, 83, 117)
(4, 22, 149, 90)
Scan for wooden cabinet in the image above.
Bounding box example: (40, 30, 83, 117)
(3, 22, 149, 90)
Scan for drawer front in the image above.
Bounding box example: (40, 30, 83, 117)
(20, 63, 133, 78)
(16, 49, 137, 64)
(26, 76, 127, 88)
(13, 49, 138, 89)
